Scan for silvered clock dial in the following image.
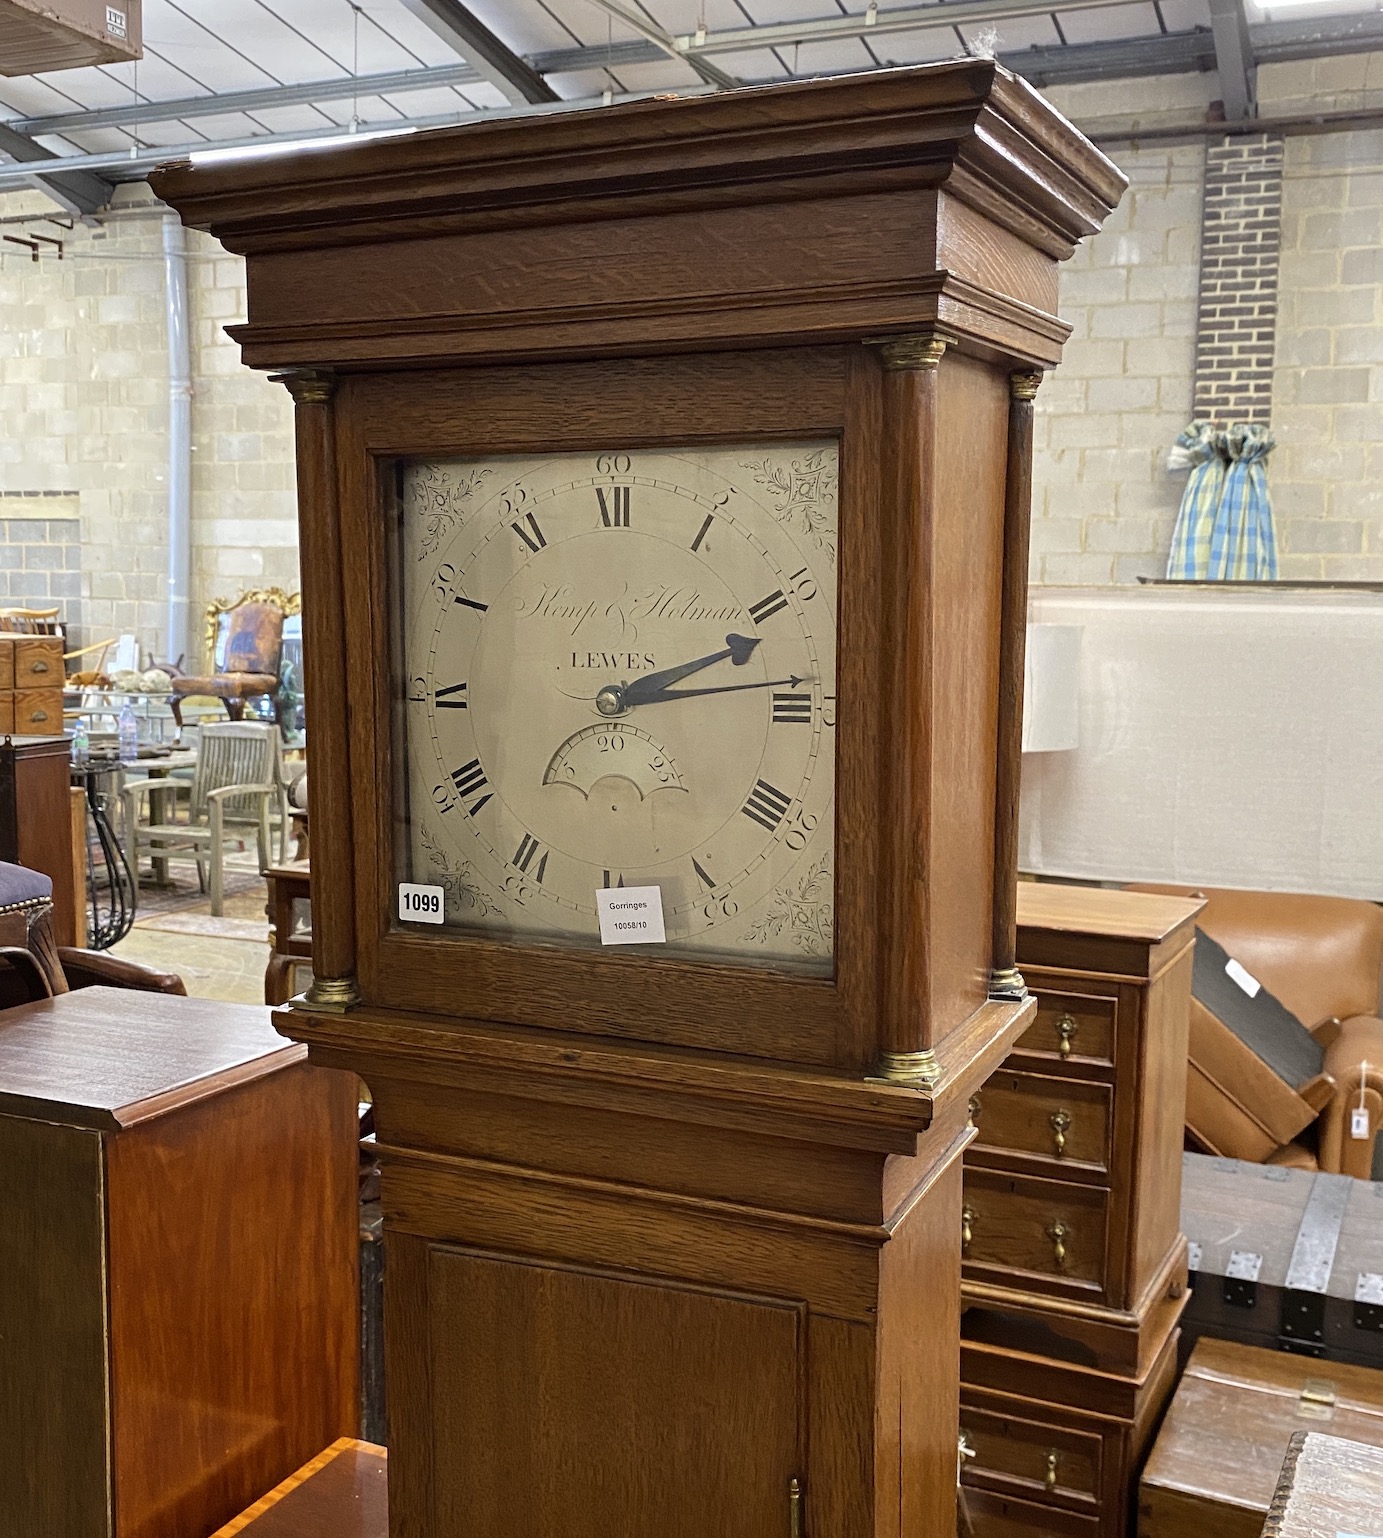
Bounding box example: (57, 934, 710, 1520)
(394, 443, 837, 974)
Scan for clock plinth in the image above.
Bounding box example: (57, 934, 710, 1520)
(154, 60, 1122, 1538)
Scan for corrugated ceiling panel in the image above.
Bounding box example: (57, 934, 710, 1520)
(861, 25, 967, 64)
(709, 47, 794, 80)
(1156, 0, 1213, 30)
(971, 13, 1064, 50)
(465, 0, 578, 54)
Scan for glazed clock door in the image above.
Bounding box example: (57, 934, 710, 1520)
(427, 1249, 805, 1538)
(393, 443, 838, 973)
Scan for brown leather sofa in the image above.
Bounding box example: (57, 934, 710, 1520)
(1130, 885, 1383, 1178)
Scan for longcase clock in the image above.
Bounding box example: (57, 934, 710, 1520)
(154, 61, 1122, 1538)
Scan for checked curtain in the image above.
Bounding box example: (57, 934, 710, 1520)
(1165, 420, 1277, 581)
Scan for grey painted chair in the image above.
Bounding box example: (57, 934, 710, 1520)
(123, 721, 287, 915)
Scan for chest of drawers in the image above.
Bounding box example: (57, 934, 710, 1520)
(960, 883, 1203, 1537)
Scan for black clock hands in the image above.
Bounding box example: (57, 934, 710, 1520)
(597, 633, 759, 716)
(640, 674, 810, 704)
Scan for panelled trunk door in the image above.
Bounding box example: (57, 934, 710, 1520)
(429, 1247, 804, 1536)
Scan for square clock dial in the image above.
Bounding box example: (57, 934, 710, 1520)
(394, 443, 837, 975)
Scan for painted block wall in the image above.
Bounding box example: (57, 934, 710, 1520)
(5, 50, 1383, 643)
(1032, 55, 1383, 584)
(0, 185, 296, 664)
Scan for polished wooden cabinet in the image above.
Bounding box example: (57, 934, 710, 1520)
(155, 62, 1122, 1538)
(0, 988, 359, 1538)
(961, 884, 1203, 1537)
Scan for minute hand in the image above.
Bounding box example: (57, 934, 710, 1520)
(643, 675, 809, 705)
(611, 632, 759, 712)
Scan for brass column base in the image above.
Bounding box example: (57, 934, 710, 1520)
(868, 1049, 942, 1090)
(296, 975, 363, 1013)
(988, 966, 1028, 1002)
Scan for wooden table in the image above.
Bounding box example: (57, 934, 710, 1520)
(0, 988, 360, 1538)
(265, 860, 312, 1005)
(1264, 1430, 1383, 1537)
(211, 1440, 386, 1537)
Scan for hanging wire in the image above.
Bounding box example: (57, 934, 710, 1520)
(350, 2, 363, 132)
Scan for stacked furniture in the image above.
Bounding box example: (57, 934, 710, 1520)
(959, 883, 1203, 1538)
(1132, 885, 1383, 1178)
(0, 632, 64, 735)
(1141, 1338, 1383, 1537)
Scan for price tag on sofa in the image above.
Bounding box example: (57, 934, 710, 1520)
(398, 883, 445, 924)
(596, 885, 666, 946)
(1225, 958, 1261, 997)
(1353, 1108, 1371, 1140)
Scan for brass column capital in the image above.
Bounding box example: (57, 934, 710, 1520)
(869, 1048, 942, 1090)
(873, 333, 954, 371)
(1010, 370, 1044, 401)
(271, 367, 338, 405)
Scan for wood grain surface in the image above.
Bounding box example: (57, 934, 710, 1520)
(0, 987, 303, 1130)
(210, 1440, 386, 1537)
(107, 1061, 360, 1538)
(1262, 1430, 1383, 1538)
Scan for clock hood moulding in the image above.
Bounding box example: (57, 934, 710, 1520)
(149, 60, 1126, 374)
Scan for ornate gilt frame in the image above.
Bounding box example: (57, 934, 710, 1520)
(202, 586, 301, 672)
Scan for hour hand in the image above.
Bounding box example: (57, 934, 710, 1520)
(600, 633, 759, 715)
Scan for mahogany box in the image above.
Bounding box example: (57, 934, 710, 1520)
(1181, 1151, 1383, 1366)
(0, 988, 359, 1538)
(1138, 1336, 1383, 1538)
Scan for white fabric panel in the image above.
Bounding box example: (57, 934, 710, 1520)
(1018, 587, 1383, 899)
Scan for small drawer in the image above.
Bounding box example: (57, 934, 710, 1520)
(0, 691, 14, 735)
(0, 637, 15, 692)
(961, 1405, 1101, 1507)
(971, 1072, 1111, 1176)
(962, 1169, 1109, 1298)
(13, 687, 63, 734)
(961, 1487, 1100, 1538)
(1015, 990, 1115, 1068)
(14, 637, 63, 685)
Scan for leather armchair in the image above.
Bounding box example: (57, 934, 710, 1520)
(1130, 885, 1383, 1178)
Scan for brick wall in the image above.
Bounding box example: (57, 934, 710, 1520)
(1030, 57, 1383, 584)
(1192, 135, 1284, 425)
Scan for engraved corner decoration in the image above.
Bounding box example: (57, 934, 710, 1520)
(737, 447, 838, 566)
(419, 823, 499, 921)
(271, 367, 337, 405)
(1010, 370, 1044, 402)
(405, 462, 494, 561)
(741, 852, 833, 958)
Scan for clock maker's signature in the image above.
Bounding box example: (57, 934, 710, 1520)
(512, 582, 743, 641)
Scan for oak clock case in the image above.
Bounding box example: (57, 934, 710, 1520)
(393, 442, 838, 973)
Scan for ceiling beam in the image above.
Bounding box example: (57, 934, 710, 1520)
(580, 0, 739, 91)
(397, 0, 558, 104)
(1208, 0, 1256, 120)
(7, 4, 1383, 156)
(0, 121, 112, 215)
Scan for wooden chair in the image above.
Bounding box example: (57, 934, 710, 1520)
(123, 721, 288, 916)
(170, 587, 300, 727)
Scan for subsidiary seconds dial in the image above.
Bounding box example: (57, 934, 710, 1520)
(398, 443, 838, 973)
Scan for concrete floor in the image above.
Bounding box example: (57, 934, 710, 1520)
(108, 856, 272, 1005)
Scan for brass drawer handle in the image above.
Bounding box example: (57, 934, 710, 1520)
(789, 1477, 804, 1538)
(1049, 1108, 1072, 1157)
(968, 1093, 982, 1128)
(31, 710, 48, 722)
(962, 1205, 975, 1254)
(1047, 1221, 1069, 1268)
(29, 660, 49, 674)
(1055, 1014, 1078, 1057)
(1044, 1450, 1059, 1491)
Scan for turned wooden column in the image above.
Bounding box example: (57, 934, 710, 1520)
(988, 369, 1044, 1000)
(874, 332, 948, 1089)
(275, 369, 360, 1010)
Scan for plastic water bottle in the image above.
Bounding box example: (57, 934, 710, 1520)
(118, 700, 139, 766)
(71, 716, 90, 766)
